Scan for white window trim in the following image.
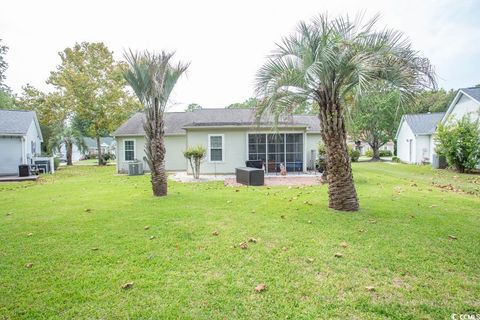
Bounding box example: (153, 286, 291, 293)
(124, 139, 136, 162)
(208, 134, 225, 163)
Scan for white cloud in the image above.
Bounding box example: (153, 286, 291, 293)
(1, 0, 479, 111)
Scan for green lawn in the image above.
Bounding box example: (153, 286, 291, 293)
(1, 163, 479, 319)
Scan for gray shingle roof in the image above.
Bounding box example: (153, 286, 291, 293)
(0, 110, 41, 138)
(461, 87, 480, 103)
(403, 112, 445, 135)
(114, 109, 320, 136)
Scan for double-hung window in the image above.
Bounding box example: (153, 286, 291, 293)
(208, 134, 224, 162)
(124, 140, 135, 161)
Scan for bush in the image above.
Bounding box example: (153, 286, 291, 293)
(183, 146, 207, 179)
(317, 143, 326, 157)
(435, 116, 480, 173)
(392, 156, 401, 163)
(365, 149, 373, 158)
(349, 147, 360, 162)
(379, 150, 392, 157)
(53, 157, 60, 170)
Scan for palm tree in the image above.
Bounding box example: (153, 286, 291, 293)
(255, 14, 436, 211)
(123, 50, 189, 196)
(48, 126, 87, 166)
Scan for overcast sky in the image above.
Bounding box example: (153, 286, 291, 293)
(1, 0, 479, 111)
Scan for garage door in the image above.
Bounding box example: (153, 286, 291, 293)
(0, 137, 22, 176)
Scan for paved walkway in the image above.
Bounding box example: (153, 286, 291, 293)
(169, 171, 323, 186)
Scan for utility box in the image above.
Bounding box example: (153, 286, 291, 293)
(432, 154, 447, 169)
(128, 162, 144, 176)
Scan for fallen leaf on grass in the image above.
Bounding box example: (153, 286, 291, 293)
(248, 238, 257, 243)
(365, 286, 375, 292)
(339, 241, 348, 248)
(84, 208, 92, 212)
(149, 236, 156, 240)
(307, 220, 312, 224)
(448, 235, 457, 240)
(280, 215, 286, 219)
(212, 231, 219, 236)
(6, 212, 12, 216)
(144, 226, 150, 230)
(334, 252, 343, 258)
(368, 219, 377, 224)
(254, 283, 266, 292)
(239, 242, 248, 249)
(251, 209, 256, 213)
(226, 200, 232, 204)
(25, 263, 33, 268)
(306, 258, 314, 263)
(27, 233, 33, 237)
(429, 205, 438, 208)
(121, 282, 134, 290)
(91, 247, 99, 251)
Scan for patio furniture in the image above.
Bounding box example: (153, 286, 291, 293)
(245, 160, 264, 170)
(236, 167, 264, 186)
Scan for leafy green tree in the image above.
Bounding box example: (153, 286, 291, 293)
(0, 89, 16, 109)
(348, 88, 401, 160)
(0, 39, 8, 90)
(435, 116, 480, 173)
(124, 50, 189, 197)
(255, 14, 435, 211)
(406, 89, 456, 113)
(48, 42, 140, 165)
(48, 126, 87, 165)
(185, 103, 202, 112)
(227, 97, 258, 109)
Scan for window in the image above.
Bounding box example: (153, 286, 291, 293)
(247, 133, 304, 173)
(124, 140, 135, 161)
(209, 135, 224, 162)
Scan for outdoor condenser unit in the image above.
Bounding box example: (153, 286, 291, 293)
(128, 161, 144, 176)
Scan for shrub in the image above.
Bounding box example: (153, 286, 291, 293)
(53, 157, 60, 170)
(365, 149, 374, 158)
(183, 146, 207, 179)
(317, 142, 326, 157)
(435, 116, 480, 173)
(349, 147, 360, 162)
(392, 156, 401, 163)
(379, 150, 392, 157)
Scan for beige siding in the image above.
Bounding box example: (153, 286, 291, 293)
(187, 129, 247, 174)
(306, 133, 321, 169)
(116, 135, 187, 173)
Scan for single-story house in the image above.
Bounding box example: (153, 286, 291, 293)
(113, 108, 321, 174)
(395, 87, 480, 164)
(0, 110, 43, 175)
(395, 112, 445, 164)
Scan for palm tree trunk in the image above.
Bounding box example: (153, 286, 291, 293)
(371, 139, 381, 161)
(150, 121, 167, 196)
(319, 100, 359, 211)
(66, 142, 73, 166)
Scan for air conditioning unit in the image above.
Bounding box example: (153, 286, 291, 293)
(128, 161, 144, 176)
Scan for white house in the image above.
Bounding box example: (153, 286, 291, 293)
(395, 87, 480, 164)
(0, 110, 43, 175)
(395, 112, 444, 164)
(113, 108, 321, 174)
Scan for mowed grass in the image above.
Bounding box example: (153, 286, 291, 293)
(0, 163, 479, 319)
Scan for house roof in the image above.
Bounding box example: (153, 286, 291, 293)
(83, 137, 114, 148)
(442, 87, 480, 123)
(0, 109, 43, 141)
(461, 87, 480, 103)
(397, 112, 445, 138)
(113, 108, 320, 136)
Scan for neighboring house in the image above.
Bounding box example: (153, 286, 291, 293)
(113, 108, 321, 174)
(56, 137, 116, 162)
(395, 87, 480, 165)
(0, 110, 43, 175)
(395, 112, 445, 164)
(349, 139, 395, 156)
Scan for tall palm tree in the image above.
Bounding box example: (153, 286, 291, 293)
(48, 126, 87, 166)
(255, 14, 436, 211)
(123, 50, 189, 196)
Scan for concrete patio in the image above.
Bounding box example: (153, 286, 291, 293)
(0, 175, 39, 182)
